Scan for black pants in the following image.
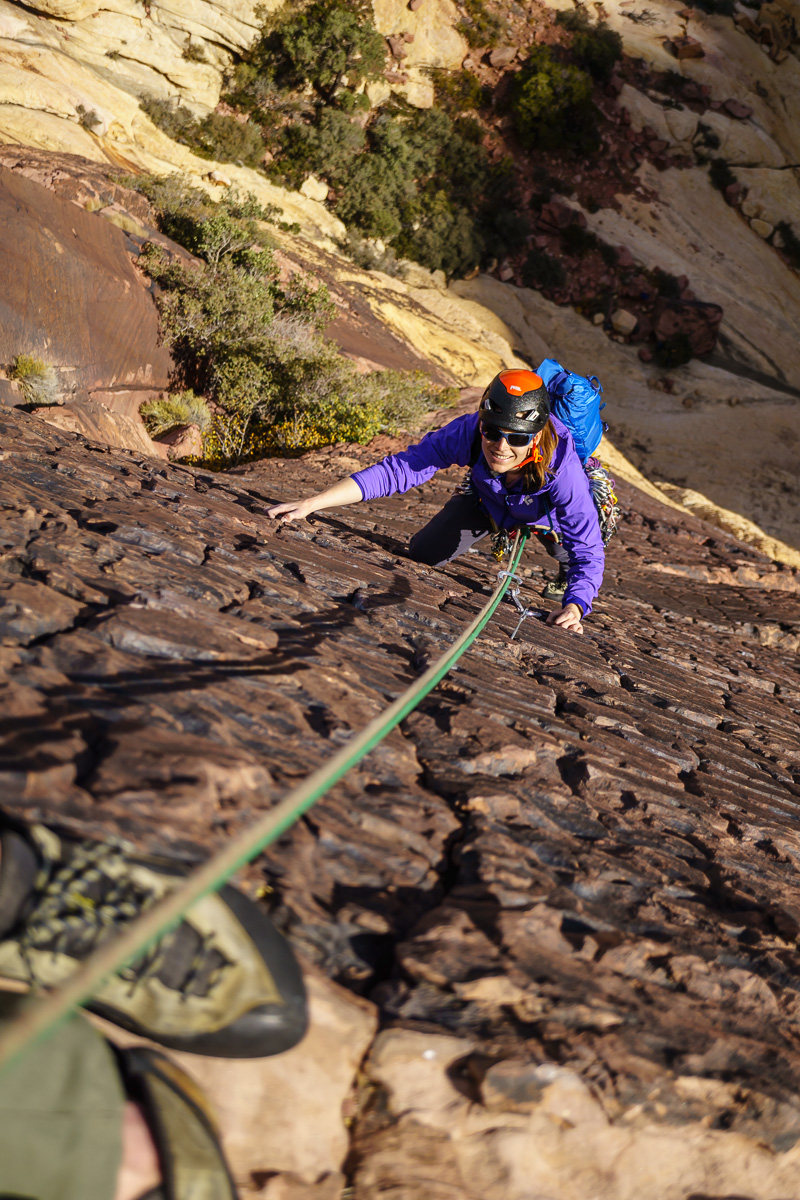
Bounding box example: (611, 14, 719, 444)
(408, 491, 570, 571)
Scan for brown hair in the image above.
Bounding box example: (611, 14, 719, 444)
(523, 418, 559, 491)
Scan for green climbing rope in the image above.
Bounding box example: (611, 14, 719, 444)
(0, 531, 529, 1076)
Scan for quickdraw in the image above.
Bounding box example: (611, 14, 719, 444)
(497, 569, 545, 640)
(491, 527, 515, 561)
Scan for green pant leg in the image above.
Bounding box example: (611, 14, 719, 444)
(0, 992, 124, 1200)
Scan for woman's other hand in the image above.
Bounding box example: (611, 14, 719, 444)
(546, 603, 584, 634)
(265, 500, 314, 523)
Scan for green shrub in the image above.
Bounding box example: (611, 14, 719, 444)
(774, 221, 800, 270)
(691, 0, 735, 14)
(694, 122, 721, 154)
(131, 176, 278, 271)
(510, 46, 597, 153)
(140, 390, 211, 437)
(76, 104, 102, 131)
(8, 354, 59, 405)
(197, 111, 265, 166)
(431, 69, 486, 113)
(521, 249, 566, 290)
(457, 0, 506, 47)
(275, 109, 366, 190)
(394, 190, 482, 279)
(556, 9, 622, 83)
(560, 224, 598, 257)
(599, 241, 618, 266)
(338, 232, 400, 275)
(125, 172, 457, 467)
(358, 370, 460, 433)
(708, 158, 736, 192)
(651, 268, 682, 299)
(140, 98, 264, 167)
(251, 0, 385, 105)
(341, 108, 526, 275)
(182, 41, 208, 63)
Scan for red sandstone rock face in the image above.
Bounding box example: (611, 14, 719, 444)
(0, 159, 172, 406)
(653, 297, 724, 357)
(1, 408, 800, 1189)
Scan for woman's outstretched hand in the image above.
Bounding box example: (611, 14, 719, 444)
(265, 500, 314, 523)
(264, 478, 364, 526)
(546, 603, 584, 634)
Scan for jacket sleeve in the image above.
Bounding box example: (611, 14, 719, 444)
(351, 413, 479, 501)
(547, 453, 605, 616)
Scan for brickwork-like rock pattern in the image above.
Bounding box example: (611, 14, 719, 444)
(1, 407, 800, 1194)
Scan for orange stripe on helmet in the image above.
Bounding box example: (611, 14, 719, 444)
(497, 369, 544, 395)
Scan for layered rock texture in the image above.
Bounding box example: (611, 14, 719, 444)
(2, 404, 800, 1198)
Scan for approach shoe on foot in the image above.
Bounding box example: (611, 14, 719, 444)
(0, 818, 307, 1058)
(540, 574, 567, 604)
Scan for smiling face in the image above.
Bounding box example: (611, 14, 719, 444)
(480, 426, 540, 474)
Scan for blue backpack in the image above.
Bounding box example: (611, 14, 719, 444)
(536, 358, 619, 545)
(536, 358, 606, 464)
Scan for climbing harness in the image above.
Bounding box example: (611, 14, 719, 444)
(0, 531, 530, 1077)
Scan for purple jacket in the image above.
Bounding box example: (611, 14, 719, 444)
(352, 412, 604, 615)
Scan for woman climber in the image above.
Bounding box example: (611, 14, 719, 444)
(265, 369, 605, 635)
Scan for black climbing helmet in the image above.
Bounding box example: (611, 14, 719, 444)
(480, 369, 551, 436)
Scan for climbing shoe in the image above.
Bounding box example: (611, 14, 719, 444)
(540, 573, 567, 604)
(0, 818, 307, 1058)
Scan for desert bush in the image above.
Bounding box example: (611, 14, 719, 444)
(224, 0, 526, 278)
(274, 108, 367, 190)
(694, 122, 721, 154)
(396, 191, 483, 279)
(132, 176, 278, 270)
(774, 220, 800, 270)
(510, 46, 597, 153)
(560, 224, 599, 257)
(182, 41, 208, 63)
(140, 390, 211, 437)
(76, 104, 102, 131)
(556, 9, 622, 83)
(708, 158, 736, 192)
(251, 0, 385, 105)
(430, 69, 486, 113)
(140, 98, 264, 167)
(9, 354, 59, 405)
(129, 174, 350, 464)
(457, 0, 506, 47)
(330, 106, 526, 276)
(599, 240, 618, 266)
(338, 232, 400, 275)
(358, 370, 459, 433)
(651, 268, 682, 299)
(521, 248, 566, 290)
(124, 177, 460, 466)
(692, 0, 735, 14)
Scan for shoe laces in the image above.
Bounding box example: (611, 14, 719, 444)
(17, 836, 229, 998)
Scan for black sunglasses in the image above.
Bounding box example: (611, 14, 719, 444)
(480, 421, 534, 448)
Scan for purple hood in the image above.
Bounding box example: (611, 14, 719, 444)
(351, 412, 604, 615)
